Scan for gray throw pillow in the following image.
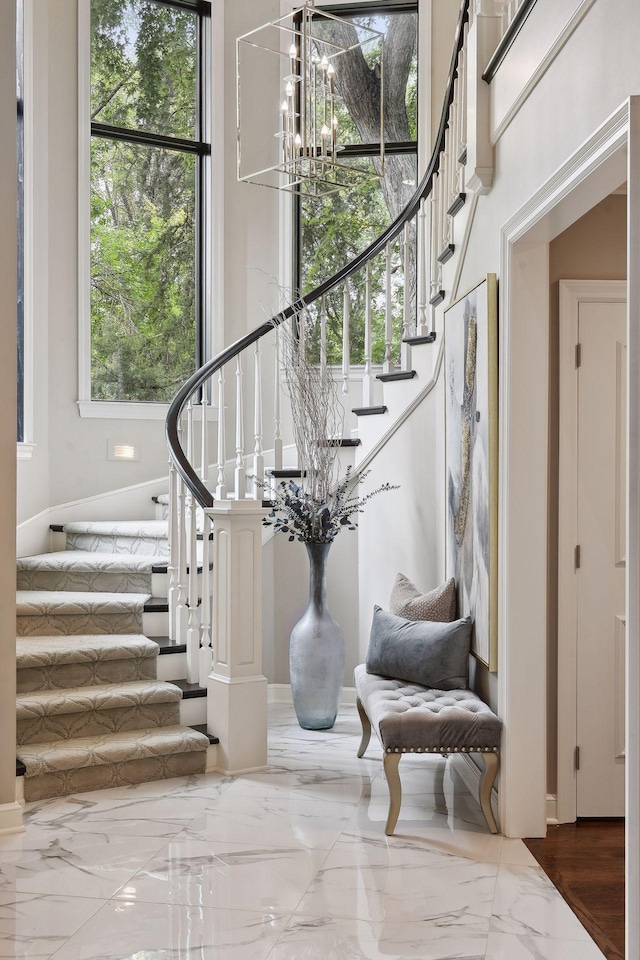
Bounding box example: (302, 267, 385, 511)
(390, 573, 457, 622)
(366, 605, 471, 690)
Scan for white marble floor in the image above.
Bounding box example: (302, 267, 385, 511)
(0, 704, 607, 959)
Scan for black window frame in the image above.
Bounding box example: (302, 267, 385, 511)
(89, 0, 212, 399)
(293, 0, 419, 299)
(16, 0, 24, 442)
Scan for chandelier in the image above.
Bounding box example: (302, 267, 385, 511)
(236, 2, 385, 197)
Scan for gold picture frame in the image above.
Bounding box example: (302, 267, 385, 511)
(444, 275, 498, 671)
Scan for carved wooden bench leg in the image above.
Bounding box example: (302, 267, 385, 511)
(356, 697, 371, 758)
(480, 752, 499, 834)
(383, 752, 402, 835)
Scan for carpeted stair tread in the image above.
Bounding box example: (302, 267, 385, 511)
(17, 724, 209, 779)
(16, 680, 181, 720)
(63, 521, 169, 558)
(64, 521, 168, 538)
(17, 552, 165, 574)
(16, 634, 158, 668)
(16, 552, 165, 594)
(16, 591, 150, 616)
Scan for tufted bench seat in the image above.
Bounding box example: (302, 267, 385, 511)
(354, 664, 502, 835)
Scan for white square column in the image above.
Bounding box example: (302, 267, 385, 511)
(207, 500, 268, 775)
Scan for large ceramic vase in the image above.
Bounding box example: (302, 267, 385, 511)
(289, 541, 345, 730)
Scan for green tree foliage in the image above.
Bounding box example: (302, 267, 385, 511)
(90, 0, 198, 402)
(301, 12, 418, 366)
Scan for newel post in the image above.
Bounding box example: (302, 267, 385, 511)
(207, 499, 268, 774)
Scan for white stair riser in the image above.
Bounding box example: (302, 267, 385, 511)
(143, 611, 168, 636)
(179, 697, 207, 726)
(157, 653, 187, 681)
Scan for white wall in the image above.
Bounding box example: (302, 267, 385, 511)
(0, 0, 22, 832)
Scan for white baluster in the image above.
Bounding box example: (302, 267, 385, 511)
(175, 419, 188, 645)
(216, 369, 227, 500)
(320, 295, 327, 371)
(442, 145, 452, 246)
(253, 340, 264, 500)
(186, 485, 199, 684)
(298, 308, 306, 363)
(401, 221, 412, 370)
(457, 43, 467, 197)
(235, 355, 246, 498)
(201, 389, 209, 484)
(417, 198, 429, 337)
(448, 96, 458, 210)
(199, 510, 212, 687)
(362, 261, 374, 406)
(384, 241, 394, 374)
(430, 172, 440, 307)
(167, 461, 179, 641)
(185, 400, 199, 683)
(273, 329, 283, 473)
(342, 279, 350, 396)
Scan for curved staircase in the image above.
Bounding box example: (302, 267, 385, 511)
(15, 518, 212, 802)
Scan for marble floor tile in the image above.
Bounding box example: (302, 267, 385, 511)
(51, 900, 288, 960)
(498, 839, 539, 867)
(0, 828, 165, 900)
(114, 838, 328, 913)
(343, 802, 504, 863)
(224, 768, 375, 805)
(490, 863, 594, 940)
(269, 916, 489, 959)
(0, 892, 104, 960)
(179, 793, 353, 850)
(23, 795, 211, 839)
(295, 835, 498, 923)
(0, 704, 607, 960)
(485, 931, 607, 959)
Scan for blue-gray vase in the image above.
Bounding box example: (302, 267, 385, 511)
(290, 541, 345, 730)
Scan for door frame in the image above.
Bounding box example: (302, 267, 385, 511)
(557, 279, 627, 825)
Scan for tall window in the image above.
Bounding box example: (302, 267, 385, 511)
(296, 2, 418, 364)
(89, 0, 210, 403)
(16, 0, 24, 441)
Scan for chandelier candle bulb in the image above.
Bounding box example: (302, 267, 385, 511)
(289, 42, 297, 72)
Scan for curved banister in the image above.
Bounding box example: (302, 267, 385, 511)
(167, 0, 470, 508)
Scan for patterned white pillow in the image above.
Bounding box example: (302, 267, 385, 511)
(389, 573, 457, 622)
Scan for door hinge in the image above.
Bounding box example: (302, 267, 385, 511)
(575, 745, 580, 771)
(574, 544, 581, 570)
(575, 343, 582, 368)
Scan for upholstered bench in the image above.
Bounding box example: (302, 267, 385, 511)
(354, 663, 502, 835)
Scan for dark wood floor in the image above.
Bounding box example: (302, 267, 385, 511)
(525, 820, 625, 960)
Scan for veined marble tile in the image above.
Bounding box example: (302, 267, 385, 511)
(23, 771, 234, 814)
(270, 915, 489, 959)
(23, 795, 210, 839)
(485, 931, 607, 959)
(0, 892, 104, 959)
(0, 828, 165, 900)
(179, 793, 353, 850)
(51, 900, 288, 960)
(498, 840, 538, 867)
(224, 767, 375, 805)
(295, 835, 498, 923)
(114, 838, 328, 913)
(343, 802, 504, 863)
(490, 863, 594, 940)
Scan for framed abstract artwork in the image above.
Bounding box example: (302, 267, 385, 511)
(444, 275, 498, 671)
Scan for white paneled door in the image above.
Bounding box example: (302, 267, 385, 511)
(576, 297, 627, 817)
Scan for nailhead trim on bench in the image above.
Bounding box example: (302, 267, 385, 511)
(386, 745, 499, 753)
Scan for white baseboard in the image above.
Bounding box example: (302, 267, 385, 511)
(0, 801, 24, 836)
(268, 683, 357, 706)
(546, 793, 559, 825)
